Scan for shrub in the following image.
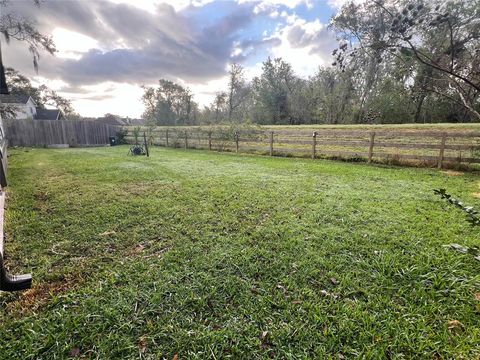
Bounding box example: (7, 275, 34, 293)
(115, 128, 128, 144)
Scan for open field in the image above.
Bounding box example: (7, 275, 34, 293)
(121, 123, 480, 170)
(263, 123, 480, 131)
(0, 146, 479, 359)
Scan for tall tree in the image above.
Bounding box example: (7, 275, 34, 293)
(332, 0, 480, 120)
(213, 91, 227, 123)
(142, 79, 198, 126)
(252, 57, 298, 124)
(227, 63, 249, 121)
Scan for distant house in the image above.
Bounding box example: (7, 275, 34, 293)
(0, 93, 64, 120)
(95, 115, 145, 126)
(35, 108, 64, 121)
(0, 94, 37, 119)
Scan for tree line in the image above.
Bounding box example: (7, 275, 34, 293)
(143, 0, 479, 126)
(1, 0, 478, 125)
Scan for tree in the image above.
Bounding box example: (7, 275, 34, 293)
(142, 79, 198, 126)
(38, 85, 76, 117)
(332, 0, 480, 120)
(252, 57, 298, 124)
(227, 63, 249, 121)
(4, 67, 76, 118)
(213, 91, 227, 123)
(4, 66, 41, 102)
(1, 0, 57, 119)
(0, 0, 56, 73)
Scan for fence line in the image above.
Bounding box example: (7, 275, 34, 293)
(4, 120, 478, 168)
(3, 119, 115, 147)
(119, 126, 480, 168)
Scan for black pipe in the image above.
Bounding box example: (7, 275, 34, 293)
(0, 255, 32, 291)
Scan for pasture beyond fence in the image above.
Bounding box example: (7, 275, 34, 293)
(3, 119, 114, 147)
(121, 126, 480, 169)
(3, 120, 479, 169)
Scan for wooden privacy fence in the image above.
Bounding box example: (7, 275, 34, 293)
(3, 119, 114, 147)
(122, 126, 480, 168)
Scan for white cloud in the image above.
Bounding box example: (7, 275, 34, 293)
(108, 0, 215, 12)
(31, 76, 70, 92)
(3, 0, 338, 117)
(65, 83, 145, 118)
(243, 61, 264, 80)
(270, 10, 280, 18)
(240, 0, 312, 9)
(263, 14, 336, 77)
(51, 28, 99, 59)
(189, 76, 229, 107)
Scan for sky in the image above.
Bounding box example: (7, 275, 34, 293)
(2, 0, 350, 118)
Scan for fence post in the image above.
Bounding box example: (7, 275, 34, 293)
(312, 131, 317, 159)
(269, 131, 274, 156)
(83, 122, 89, 146)
(235, 132, 239, 153)
(184, 131, 188, 149)
(368, 131, 375, 163)
(438, 133, 447, 169)
(143, 132, 149, 157)
(61, 121, 67, 144)
(208, 131, 212, 150)
(165, 129, 169, 147)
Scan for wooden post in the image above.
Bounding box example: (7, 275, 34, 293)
(83, 122, 89, 146)
(368, 131, 375, 163)
(269, 131, 274, 156)
(312, 131, 317, 159)
(438, 133, 447, 169)
(143, 132, 149, 157)
(166, 129, 169, 147)
(235, 132, 239, 153)
(184, 131, 188, 149)
(208, 131, 212, 150)
(61, 121, 67, 144)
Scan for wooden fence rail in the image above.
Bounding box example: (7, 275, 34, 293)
(119, 126, 480, 168)
(6, 120, 477, 168)
(3, 119, 115, 147)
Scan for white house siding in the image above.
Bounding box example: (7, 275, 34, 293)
(10, 99, 37, 119)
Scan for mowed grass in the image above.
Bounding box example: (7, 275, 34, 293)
(0, 146, 479, 359)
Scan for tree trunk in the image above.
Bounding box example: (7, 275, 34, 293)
(0, 42, 9, 95)
(413, 94, 425, 123)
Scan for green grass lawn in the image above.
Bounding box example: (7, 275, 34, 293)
(1, 146, 479, 359)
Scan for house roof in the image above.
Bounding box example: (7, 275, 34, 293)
(125, 118, 145, 126)
(0, 93, 31, 104)
(35, 108, 62, 120)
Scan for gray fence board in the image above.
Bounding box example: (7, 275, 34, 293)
(4, 119, 115, 147)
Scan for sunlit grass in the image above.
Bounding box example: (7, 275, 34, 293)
(0, 146, 479, 359)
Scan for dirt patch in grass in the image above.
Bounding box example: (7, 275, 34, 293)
(6, 275, 80, 316)
(472, 193, 480, 199)
(125, 242, 172, 259)
(441, 170, 465, 176)
(33, 191, 49, 202)
(33, 190, 53, 214)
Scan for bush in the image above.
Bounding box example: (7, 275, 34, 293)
(206, 122, 265, 151)
(116, 129, 128, 144)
